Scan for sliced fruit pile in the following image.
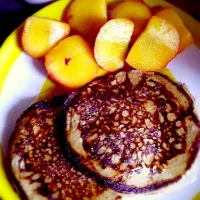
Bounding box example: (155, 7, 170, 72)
(21, 0, 193, 89)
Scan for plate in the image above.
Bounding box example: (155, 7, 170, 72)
(0, 0, 200, 199)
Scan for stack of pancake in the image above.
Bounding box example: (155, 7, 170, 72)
(8, 68, 200, 199)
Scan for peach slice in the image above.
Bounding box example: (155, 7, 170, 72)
(126, 16, 180, 71)
(111, 0, 151, 40)
(45, 35, 99, 89)
(22, 16, 70, 58)
(96, 67, 109, 77)
(63, 0, 107, 43)
(94, 18, 134, 72)
(155, 7, 193, 52)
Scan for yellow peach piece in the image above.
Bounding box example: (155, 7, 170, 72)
(126, 16, 180, 71)
(45, 35, 99, 89)
(22, 16, 70, 58)
(111, 0, 151, 40)
(94, 18, 134, 72)
(96, 67, 109, 77)
(63, 0, 107, 43)
(155, 7, 193, 52)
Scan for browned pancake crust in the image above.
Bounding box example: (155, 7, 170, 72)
(8, 96, 106, 200)
(65, 68, 200, 193)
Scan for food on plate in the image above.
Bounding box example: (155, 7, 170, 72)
(155, 7, 193, 52)
(94, 18, 134, 72)
(45, 35, 99, 89)
(126, 16, 180, 71)
(6, 0, 199, 198)
(111, 0, 151, 41)
(22, 16, 70, 58)
(63, 0, 107, 43)
(65, 68, 200, 193)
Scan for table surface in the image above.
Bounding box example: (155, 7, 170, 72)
(0, 0, 200, 46)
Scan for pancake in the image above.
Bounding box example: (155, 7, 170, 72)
(65, 68, 200, 193)
(8, 96, 120, 200)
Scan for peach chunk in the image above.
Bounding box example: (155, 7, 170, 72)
(155, 7, 193, 52)
(45, 35, 99, 89)
(111, 0, 151, 40)
(96, 67, 109, 77)
(94, 18, 134, 72)
(126, 16, 180, 71)
(63, 0, 107, 43)
(22, 16, 70, 58)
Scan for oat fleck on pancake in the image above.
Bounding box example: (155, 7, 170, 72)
(65, 69, 200, 193)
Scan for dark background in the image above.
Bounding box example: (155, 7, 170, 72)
(0, 0, 200, 46)
(0, 0, 52, 45)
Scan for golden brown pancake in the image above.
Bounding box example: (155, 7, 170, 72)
(65, 68, 200, 193)
(8, 96, 116, 200)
